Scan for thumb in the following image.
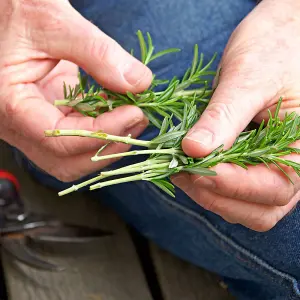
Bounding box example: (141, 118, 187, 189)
(37, 2, 152, 93)
(182, 69, 266, 157)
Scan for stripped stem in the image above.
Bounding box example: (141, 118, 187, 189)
(58, 175, 105, 196)
(44, 129, 151, 148)
(90, 170, 165, 190)
(91, 149, 182, 161)
(100, 162, 170, 176)
(90, 173, 145, 190)
(57, 159, 171, 196)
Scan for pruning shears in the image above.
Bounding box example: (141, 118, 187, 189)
(0, 170, 112, 271)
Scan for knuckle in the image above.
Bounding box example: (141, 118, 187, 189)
(46, 139, 72, 157)
(204, 102, 238, 138)
(230, 182, 244, 199)
(251, 223, 273, 232)
(205, 102, 234, 123)
(249, 213, 278, 232)
(200, 193, 218, 212)
(222, 216, 237, 225)
(271, 174, 295, 206)
(236, 51, 259, 70)
(57, 173, 77, 183)
(4, 95, 24, 130)
(87, 37, 114, 66)
(56, 174, 75, 183)
(202, 198, 217, 211)
(48, 168, 77, 183)
(40, 134, 72, 157)
(273, 191, 292, 206)
(2, 89, 18, 115)
(5, 101, 17, 119)
(226, 50, 259, 78)
(256, 219, 277, 232)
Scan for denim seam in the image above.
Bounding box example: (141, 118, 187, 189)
(145, 182, 300, 298)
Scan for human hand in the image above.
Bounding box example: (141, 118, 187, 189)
(173, 0, 300, 231)
(0, 0, 152, 182)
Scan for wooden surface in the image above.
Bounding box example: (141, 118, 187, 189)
(0, 140, 234, 300)
(150, 244, 234, 300)
(0, 141, 152, 300)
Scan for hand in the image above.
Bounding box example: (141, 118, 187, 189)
(173, 0, 300, 232)
(0, 0, 152, 182)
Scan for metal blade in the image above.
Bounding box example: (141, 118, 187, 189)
(2, 237, 64, 272)
(24, 224, 113, 254)
(27, 224, 113, 242)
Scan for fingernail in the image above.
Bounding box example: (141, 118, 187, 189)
(185, 129, 214, 147)
(194, 176, 216, 189)
(123, 61, 152, 87)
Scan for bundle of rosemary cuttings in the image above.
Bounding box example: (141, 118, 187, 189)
(45, 31, 300, 197)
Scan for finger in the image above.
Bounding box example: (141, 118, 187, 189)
(37, 60, 79, 98)
(6, 117, 147, 182)
(36, 60, 79, 116)
(31, 1, 152, 93)
(35, 60, 79, 115)
(171, 173, 198, 200)
(1, 59, 59, 85)
(254, 98, 300, 123)
(182, 58, 269, 158)
(191, 159, 300, 206)
(172, 173, 299, 232)
(4, 86, 148, 156)
(48, 106, 149, 156)
(194, 188, 298, 232)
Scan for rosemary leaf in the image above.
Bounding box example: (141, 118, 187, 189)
(45, 30, 300, 199)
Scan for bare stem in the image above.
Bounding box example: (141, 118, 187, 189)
(90, 172, 156, 190)
(58, 175, 105, 196)
(55, 100, 70, 106)
(91, 149, 182, 162)
(174, 89, 212, 97)
(101, 162, 170, 177)
(57, 159, 170, 196)
(44, 129, 151, 148)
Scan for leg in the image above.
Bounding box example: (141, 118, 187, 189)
(15, 148, 300, 300)
(16, 1, 300, 299)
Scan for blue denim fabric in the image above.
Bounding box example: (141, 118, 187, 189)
(13, 0, 300, 299)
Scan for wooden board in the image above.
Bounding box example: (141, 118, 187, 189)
(150, 243, 235, 300)
(0, 141, 152, 300)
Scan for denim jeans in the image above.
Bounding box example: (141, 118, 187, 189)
(14, 0, 300, 299)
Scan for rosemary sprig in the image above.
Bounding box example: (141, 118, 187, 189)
(45, 98, 300, 197)
(45, 30, 300, 198)
(54, 30, 216, 127)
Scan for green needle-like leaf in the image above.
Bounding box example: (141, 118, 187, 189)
(151, 179, 175, 198)
(137, 30, 148, 63)
(149, 48, 181, 63)
(47, 30, 300, 198)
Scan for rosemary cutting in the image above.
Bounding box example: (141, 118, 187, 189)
(54, 30, 216, 127)
(45, 98, 300, 197)
(46, 31, 300, 198)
